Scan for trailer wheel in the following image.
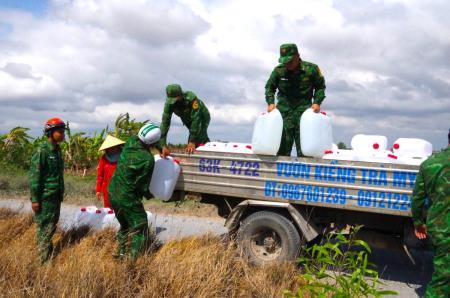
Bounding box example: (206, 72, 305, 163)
(236, 211, 301, 266)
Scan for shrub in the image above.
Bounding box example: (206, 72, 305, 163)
(284, 225, 398, 298)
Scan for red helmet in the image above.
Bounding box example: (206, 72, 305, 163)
(44, 117, 66, 134)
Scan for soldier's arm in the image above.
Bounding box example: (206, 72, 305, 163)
(188, 99, 206, 144)
(29, 148, 45, 203)
(159, 102, 173, 147)
(264, 69, 279, 105)
(411, 167, 427, 227)
(312, 65, 326, 105)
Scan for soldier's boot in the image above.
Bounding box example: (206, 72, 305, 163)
(114, 229, 128, 260)
(38, 241, 53, 264)
(129, 228, 148, 261)
(36, 219, 57, 264)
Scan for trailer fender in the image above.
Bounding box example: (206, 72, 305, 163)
(225, 200, 319, 242)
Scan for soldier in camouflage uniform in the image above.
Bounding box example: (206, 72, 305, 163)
(411, 131, 450, 298)
(29, 118, 66, 263)
(108, 123, 161, 260)
(159, 84, 210, 157)
(265, 43, 326, 156)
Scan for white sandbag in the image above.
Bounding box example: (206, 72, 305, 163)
(197, 142, 253, 154)
(354, 150, 395, 164)
(322, 149, 359, 161)
(196, 142, 227, 152)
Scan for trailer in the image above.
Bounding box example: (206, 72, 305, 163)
(171, 151, 421, 265)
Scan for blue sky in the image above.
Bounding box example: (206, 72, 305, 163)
(0, 0, 48, 15)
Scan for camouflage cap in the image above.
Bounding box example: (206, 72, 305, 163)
(278, 43, 299, 64)
(166, 84, 183, 104)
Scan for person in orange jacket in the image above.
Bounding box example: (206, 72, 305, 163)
(96, 135, 125, 208)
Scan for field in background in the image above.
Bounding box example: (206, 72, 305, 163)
(0, 209, 299, 297)
(0, 168, 218, 217)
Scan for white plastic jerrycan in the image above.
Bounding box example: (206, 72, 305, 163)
(75, 206, 106, 229)
(300, 109, 333, 158)
(251, 109, 283, 155)
(149, 155, 181, 202)
(101, 208, 119, 229)
(351, 134, 388, 153)
(392, 138, 432, 158)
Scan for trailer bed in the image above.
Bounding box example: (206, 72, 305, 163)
(173, 151, 419, 217)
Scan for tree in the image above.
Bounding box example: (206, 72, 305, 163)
(114, 113, 148, 141)
(337, 142, 348, 149)
(0, 127, 34, 169)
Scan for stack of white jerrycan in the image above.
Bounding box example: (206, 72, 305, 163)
(75, 155, 181, 230)
(323, 134, 433, 165)
(102, 208, 154, 229)
(197, 142, 253, 154)
(75, 206, 107, 229)
(391, 138, 433, 165)
(300, 109, 333, 158)
(251, 109, 283, 155)
(75, 206, 153, 230)
(149, 154, 181, 201)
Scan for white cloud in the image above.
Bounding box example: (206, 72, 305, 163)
(0, 0, 449, 149)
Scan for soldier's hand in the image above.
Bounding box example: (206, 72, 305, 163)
(31, 202, 40, 213)
(96, 192, 102, 200)
(186, 142, 196, 154)
(267, 104, 276, 112)
(414, 225, 427, 239)
(160, 146, 171, 158)
(311, 103, 320, 113)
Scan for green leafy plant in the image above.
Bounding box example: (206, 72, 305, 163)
(62, 123, 107, 174)
(284, 225, 397, 298)
(0, 127, 34, 169)
(337, 142, 347, 150)
(0, 113, 184, 174)
(114, 113, 148, 141)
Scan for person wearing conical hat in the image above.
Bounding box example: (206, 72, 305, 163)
(96, 135, 125, 208)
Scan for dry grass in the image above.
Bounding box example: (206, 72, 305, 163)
(0, 209, 302, 298)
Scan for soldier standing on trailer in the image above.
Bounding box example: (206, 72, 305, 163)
(265, 43, 326, 157)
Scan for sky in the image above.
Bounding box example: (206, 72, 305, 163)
(0, 0, 449, 149)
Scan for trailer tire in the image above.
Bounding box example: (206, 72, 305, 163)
(236, 211, 301, 266)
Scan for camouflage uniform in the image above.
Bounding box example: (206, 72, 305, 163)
(160, 84, 210, 147)
(108, 136, 154, 260)
(411, 147, 450, 298)
(265, 43, 326, 156)
(29, 140, 64, 263)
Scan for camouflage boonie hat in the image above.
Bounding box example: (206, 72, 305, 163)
(279, 43, 299, 64)
(166, 84, 183, 104)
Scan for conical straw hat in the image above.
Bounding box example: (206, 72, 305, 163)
(98, 135, 125, 151)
